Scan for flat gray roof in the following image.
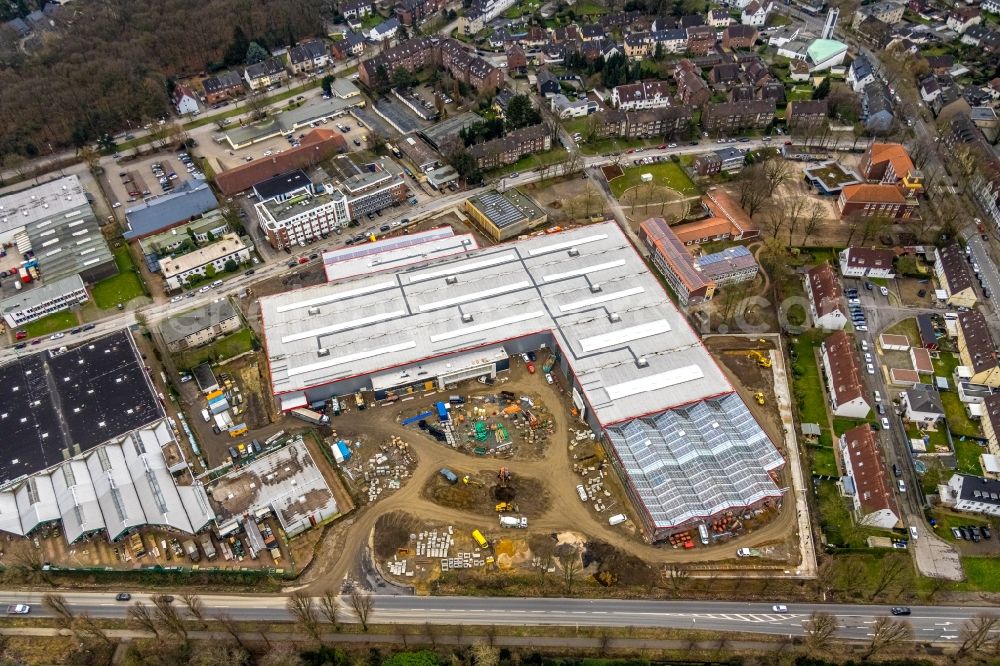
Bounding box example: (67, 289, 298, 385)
(322, 227, 478, 283)
(419, 112, 483, 150)
(0, 273, 85, 315)
(225, 96, 359, 147)
(467, 188, 545, 229)
(261, 222, 733, 426)
(160, 299, 240, 346)
(124, 181, 219, 239)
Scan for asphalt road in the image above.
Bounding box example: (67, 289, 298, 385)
(1, 592, 988, 643)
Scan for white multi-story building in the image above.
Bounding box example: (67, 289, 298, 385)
(0, 274, 89, 328)
(255, 159, 407, 249)
(461, 0, 516, 34)
(940, 474, 1000, 517)
(611, 80, 673, 111)
(159, 233, 251, 290)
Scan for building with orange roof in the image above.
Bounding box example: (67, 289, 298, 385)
(861, 142, 924, 196)
(836, 183, 919, 219)
(839, 424, 900, 529)
(702, 188, 759, 239)
(639, 217, 715, 306)
(215, 129, 348, 196)
(672, 217, 733, 244)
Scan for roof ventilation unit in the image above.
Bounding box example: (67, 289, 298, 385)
(589, 283, 602, 293)
(445, 275, 458, 284)
(567, 247, 580, 257)
(608, 312, 621, 323)
(317, 348, 330, 357)
(636, 357, 648, 368)
(461, 313, 474, 323)
(308, 307, 321, 315)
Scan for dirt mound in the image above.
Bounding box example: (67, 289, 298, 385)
(584, 539, 658, 587)
(421, 470, 552, 516)
(374, 512, 420, 560)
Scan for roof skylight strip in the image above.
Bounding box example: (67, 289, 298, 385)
(418, 281, 531, 312)
(526, 234, 608, 256)
(275, 281, 397, 313)
(604, 365, 705, 400)
(281, 310, 408, 343)
(429, 311, 546, 343)
(408, 253, 518, 283)
(543, 260, 626, 283)
(558, 287, 646, 313)
(287, 341, 418, 377)
(579, 319, 672, 353)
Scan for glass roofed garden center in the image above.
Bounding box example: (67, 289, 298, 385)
(260, 222, 786, 543)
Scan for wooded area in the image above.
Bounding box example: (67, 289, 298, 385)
(0, 0, 327, 157)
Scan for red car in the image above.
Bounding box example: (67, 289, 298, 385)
(14, 330, 27, 340)
(658, 144, 666, 149)
(298, 257, 308, 264)
(526, 362, 535, 374)
(626, 149, 635, 154)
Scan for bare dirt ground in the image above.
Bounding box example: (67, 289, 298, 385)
(421, 469, 553, 518)
(295, 357, 802, 595)
(524, 176, 608, 223)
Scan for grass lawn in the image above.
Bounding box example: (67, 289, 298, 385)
(788, 87, 814, 102)
(577, 136, 654, 156)
(942, 391, 982, 438)
(929, 509, 991, 543)
(91, 247, 146, 309)
(789, 330, 834, 448)
(954, 437, 985, 475)
(906, 423, 949, 452)
(490, 147, 569, 178)
(885, 317, 918, 345)
(360, 14, 384, 30)
(23, 310, 78, 337)
(832, 417, 867, 438)
(609, 162, 699, 199)
(573, 0, 607, 14)
(807, 444, 838, 476)
(175, 328, 255, 371)
(956, 557, 1000, 593)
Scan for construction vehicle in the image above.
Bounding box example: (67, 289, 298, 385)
(747, 350, 772, 368)
(499, 516, 528, 528)
(753, 392, 765, 405)
(472, 529, 489, 548)
(495, 501, 514, 512)
(737, 547, 762, 557)
(498, 467, 511, 488)
(354, 391, 366, 410)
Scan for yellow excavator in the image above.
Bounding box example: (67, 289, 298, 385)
(753, 392, 766, 405)
(747, 350, 772, 368)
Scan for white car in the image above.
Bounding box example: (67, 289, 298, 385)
(856, 325, 868, 331)
(880, 286, 889, 297)
(6, 604, 30, 615)
(882, 417, 891, 430)
(909, 526, 918, 540)
(170, 296, 183, 303)
(861, 340, 869, 352)
(545, 373, 554, 385)
(867, 363, 875, 375)
(865, 353, 873, 363)
(873, 390, 882, 402)
(849, 298, 860, 305)
(198, 285, 210, 293)
(50, 332, 64, 340)
(112, 201, 121, 209)
(772, 605, 788, 613)
(668, 143, 677, 148)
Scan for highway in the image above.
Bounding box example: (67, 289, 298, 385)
(0, 591, 989, 643)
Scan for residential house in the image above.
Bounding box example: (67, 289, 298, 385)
(467, 124, 552, 170)
(331, 31, 367, 60)
(957, 310, 1000, 386)
(983, 393, 1000, 458)
(612, 80, 673, 110)
(395, 0, 444, 25)
(709, 63, 742, 88)
(551, 94, 599, 118)
(821, 330, 872, 418)
(838, 247, 896, 278)
(741, 1, 770, 26)
(159, 234, 251, 290)
(935, 243, 978, 308)
(686, 25, 716, 55)
(507, 45, 527, 73)
(862, 82, 894, 132)
(676, 61, 712, 106)
(460, 0, 516, 34)
(701, 99, 775, 133)
(839, 425, 901, 530)
(836, 184, 917, 219)
(244, 58, 288, 91)
(861, 142, 924, 196)
(947, 5, 981, 33)
(624, 32, 655, 59)
(172, 84, 199, 116)
(724, 24, 758, 48)
(846, 55, 876, 93)
(786, 99, 828, 130)
(536, 68, 561, 96)
(939, 474, 1000, 518)
(202, 71, 244, 105)
(369, 18, 400, 41)
(340, 0, 375, 20)
(707, 8, 732, 27)
(852, 1, 904, 29)
(902, 385, 944, 426)
(288, 40, 331, 75)
(857, 16, 893, 49)
(693, 147, 746, 175)
(161, 300, 242, 353)
(654, 28, 688, 54)
(805, 262, 847, 330)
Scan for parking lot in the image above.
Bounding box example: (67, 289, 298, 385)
(107, 151, 200, 210)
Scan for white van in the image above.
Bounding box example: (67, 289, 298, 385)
(211, 279, 224, 288)
(608, 514, 627, 526)
(698, 523, 710, 545)
(201, 409, 210, 422)
(576, 484, 587, 502)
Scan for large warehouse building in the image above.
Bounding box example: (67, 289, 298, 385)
(260, 223, 784, 542)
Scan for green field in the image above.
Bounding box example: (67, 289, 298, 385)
(491, 148, 569, 178)
(23, 310, 78, 337)
(884, 317, 918, 344)
(175, 328, 255, 370)
(957, 557, 1000, 593)
(91, 246, 146, 309)
(609, 162, 699, 198)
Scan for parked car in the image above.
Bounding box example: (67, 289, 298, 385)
(115, 593, 132, 602)
(890, 607, 911, 616)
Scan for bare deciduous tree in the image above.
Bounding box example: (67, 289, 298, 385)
(868, 554, 909, 600)
(472, 641, 500, 666)
(73, 612, 114, 647)
(735, 165, 770, 217)
(800, 202, 825, 247)
(762, 157, 792, 196)
(42, 594, 75, 630)
(803, 611, 838, 655)
(286, 591, 321, 642)
(557, 545, 581, 594)
(152, 594, 187, 641)
(349, 589, 375, 632)
(956, 613, 998, 658)
(216, 612, 246, 651)
(864, 616, 913, 660)
(319, 590, 339, 631)
(127, 602, 159, 639)
(181, 594, 205, 624)
(666, 563, 689, 597)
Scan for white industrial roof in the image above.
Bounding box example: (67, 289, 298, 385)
(262, 222, 733, 426)
(322, 228, 478, 283)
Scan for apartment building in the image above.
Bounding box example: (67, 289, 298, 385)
(461, 0, 516, 34)
(786, 99, 828, 130)
(805, 262, 847, 330)
(161, 300, 242, 353)
(288, 40, 331, 75)
(957, 310, 1000, 387)
(838, 247, 896, 278)
(592, 107, 694, 139)
(244, 58, 288, 91)
(702, 99, 776, 133)
(852, 1, 903, 29)
(0, 274, 89, 328)
(468, 125, 552, 170)
(611, 80, 673, 111)
(159, 234, 251, 290)
(934, 243, 977, 308)
(202, 71, 245, 105)
(839, 425, 900, 529)
(836, 184, 918, 219)
(820, 330, 872, 418)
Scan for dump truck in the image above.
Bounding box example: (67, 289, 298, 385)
(736, 547, 762, 557)
(747, 350, 772, 368)
(472, 529, 489, 548)
(354, 391, 366, 410)
(499, 515, 528, 528)
(495, 501, 514, 512)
